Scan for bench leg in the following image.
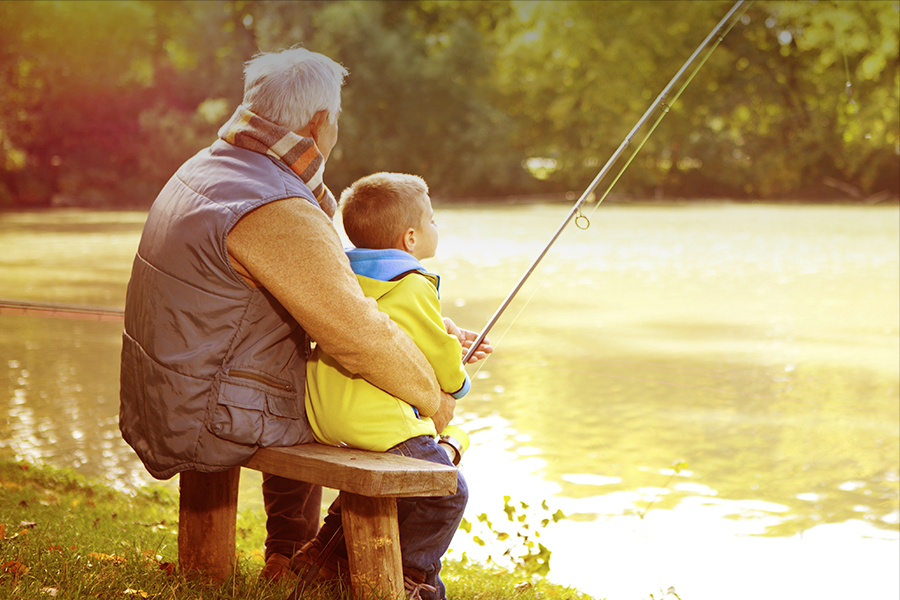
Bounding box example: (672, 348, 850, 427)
(178, 467, 241, 580)
(341, 492, 404, 599)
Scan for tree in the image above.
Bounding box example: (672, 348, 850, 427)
(0, 1, 158, 205)
(493, 1, 742, 196)
(672, 0, 899, 198)
(762, 0, 899, 197)
(490, 0, 899, 199)
(0, 0, 255, 207)
(253, 0, 529, 198)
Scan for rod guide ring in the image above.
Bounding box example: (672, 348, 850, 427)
(575, 213, 590, 230)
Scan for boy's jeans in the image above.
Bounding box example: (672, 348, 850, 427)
(317, 435, 469, 600)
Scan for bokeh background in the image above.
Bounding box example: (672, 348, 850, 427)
(1, 0, 897, 208)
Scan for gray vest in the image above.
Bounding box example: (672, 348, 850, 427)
(120, 140, 318, 480)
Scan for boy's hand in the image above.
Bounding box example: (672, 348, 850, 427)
(444, 318, 494, 363)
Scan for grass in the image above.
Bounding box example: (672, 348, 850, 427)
(0, 459, 597, 600)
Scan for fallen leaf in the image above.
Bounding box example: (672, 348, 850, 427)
(46, 545, 63, 552)
(158, 562, 176, 577)
(88, 552, 127, 565)
(18, 521, 37, 529)
(124, 589, 150, 598)
(0, 523, 5, 539)
(136, 520, 167, 530)
(42, 587, 59, 597)
(1, 560, 29, 575)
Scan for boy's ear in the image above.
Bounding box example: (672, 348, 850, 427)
(400, 227, 417, 253)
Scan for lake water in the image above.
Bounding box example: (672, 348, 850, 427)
(1, 204, 898, 600)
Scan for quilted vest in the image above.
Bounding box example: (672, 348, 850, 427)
(119, 140, 319, 480)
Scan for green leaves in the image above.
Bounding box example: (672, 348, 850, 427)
(457, 495, 566, 579)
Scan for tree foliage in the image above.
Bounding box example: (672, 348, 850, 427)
(0, 0, 896, 208)
(294, 0, 528, 196)
(497, 0, 899, 199)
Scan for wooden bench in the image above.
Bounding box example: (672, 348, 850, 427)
(177, 443, 458, 599)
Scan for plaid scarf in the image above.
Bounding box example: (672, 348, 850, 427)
(218, 105, 337, 218)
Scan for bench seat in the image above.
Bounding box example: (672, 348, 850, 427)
(177, 443, 458, 599)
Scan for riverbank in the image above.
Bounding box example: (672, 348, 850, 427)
(0, 459, 599, 600)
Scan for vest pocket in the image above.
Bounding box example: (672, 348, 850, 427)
(208, 374, 306, 448)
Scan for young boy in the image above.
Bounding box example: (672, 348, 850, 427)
(299, 172, 472, 600)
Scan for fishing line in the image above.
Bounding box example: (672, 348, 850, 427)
(463, 0, 752, 365)
(842, 47, 870, 139)
(0, 298, 124, 322)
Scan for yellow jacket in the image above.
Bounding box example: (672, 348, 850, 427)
(305, 249, 470, 451)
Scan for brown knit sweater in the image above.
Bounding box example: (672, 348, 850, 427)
(226, 197, 441, 417)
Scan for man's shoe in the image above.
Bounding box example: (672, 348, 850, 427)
(290, 537, 350, 586)
(260, 553, 295, 581)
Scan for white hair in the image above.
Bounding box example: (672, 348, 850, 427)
(242, 47, 348, 132)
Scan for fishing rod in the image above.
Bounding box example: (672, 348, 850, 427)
(462, 0, 750, 364)
(0, 298, 124, 322)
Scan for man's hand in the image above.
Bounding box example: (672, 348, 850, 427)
(443, 318, 494, 364)
(431, 392, 456, 433)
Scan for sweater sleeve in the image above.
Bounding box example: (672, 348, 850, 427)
(226, 198, 442, 417)
(386, 274, 471, 399)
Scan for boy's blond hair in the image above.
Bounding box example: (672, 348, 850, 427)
(340, 172, 429, 250)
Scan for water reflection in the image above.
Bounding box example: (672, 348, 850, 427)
(466, 349, 900, 536)
(2, 317, 147, 487)
(1, 205, 898, 599)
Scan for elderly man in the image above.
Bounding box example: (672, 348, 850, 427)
(119, 47, 488, 591)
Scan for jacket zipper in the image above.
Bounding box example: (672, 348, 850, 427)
(229, 369, 295, 393)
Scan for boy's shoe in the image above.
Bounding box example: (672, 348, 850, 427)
(259, 553, 295, 581)
(290, 537, 351, 586)
(404, 570, 439, 600)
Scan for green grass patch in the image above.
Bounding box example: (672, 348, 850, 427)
(0, 459, 598, 599)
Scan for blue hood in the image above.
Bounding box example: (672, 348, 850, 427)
(346, 248, 440, 290)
